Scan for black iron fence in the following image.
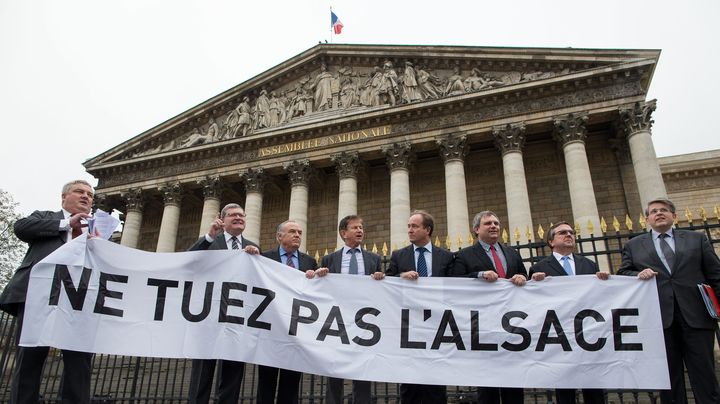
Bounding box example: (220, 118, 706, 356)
(1, 218, 718, 403)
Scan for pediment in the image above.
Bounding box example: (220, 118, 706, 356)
(84, 44, 659, 168)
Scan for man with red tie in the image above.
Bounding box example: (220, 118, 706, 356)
(0, 180, 95, 404)
(453, 210, 527, 404)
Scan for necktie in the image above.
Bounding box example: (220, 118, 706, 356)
(348, 248, 359, 275)
(659, 233, 676, 272)
(230, 236, 240, 250)
(490, 245, 506, 278)
(561, 256, 573, 276)
(285, 252, 296, 268)
(416, 247, 428, 277)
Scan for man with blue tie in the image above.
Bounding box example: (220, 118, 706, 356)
(528, 221, 607, 404)
(386, 210, 455, 404)
(453, 210, 527, 404)
(619, 198, 720, 404)
(307, 214, 385, 404)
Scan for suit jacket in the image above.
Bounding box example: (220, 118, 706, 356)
(618, 229, 720, 329)
(321, 247, 382, 275)
(453, 242, 527, 279)
(188, 233, 259, 252)
(386, 244, 454, 277)
(263, 248, 318, 272)
(0, 210, 68, 315)
(529, 253, 599, 277)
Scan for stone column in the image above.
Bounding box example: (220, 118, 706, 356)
(609, 135, 643, 219)
(619, 100, 667, 208)
(284, 160, 313, 253)
(382, 142, 413, 250)
(437, 134, 470, 251)
(156, 182, 183, 253)
(331, 152, 360, 249)
(241, 168, 266, 245)
(120, 188, 144, 248)
(553, 113, 608, 271)
(197, 176, 223, 237)
(493, 123, 535, 243)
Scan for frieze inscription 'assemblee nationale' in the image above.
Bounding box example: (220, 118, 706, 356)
(258, 125, 392, 157)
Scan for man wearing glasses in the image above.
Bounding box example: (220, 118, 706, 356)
(619, 198, 720, 404)
(528, 221, 607, 404)
(187, 203, 260, 404)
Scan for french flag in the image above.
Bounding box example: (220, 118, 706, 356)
(331, 11, 344, 34)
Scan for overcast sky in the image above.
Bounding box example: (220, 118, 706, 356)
(1, 0, 718, 216)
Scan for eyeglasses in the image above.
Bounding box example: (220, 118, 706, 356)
(555, 229, 575, 236)
(224, 212, 246, 218)
(648, 208, 671, 215)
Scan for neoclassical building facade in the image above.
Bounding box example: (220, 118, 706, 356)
(84, 44, 668, 258)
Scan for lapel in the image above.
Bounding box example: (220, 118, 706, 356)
(473, 243, 495, 273)
(639, 232, 670, 275)
(572, 254, 595, 275)
(547, 256, 567, 276)
(212, 235, 229, 250)
(404, 245, 416, 271)
(330, 249, 344, 273)
(361, 250, 374, 275)
(672, 230, 685, 274)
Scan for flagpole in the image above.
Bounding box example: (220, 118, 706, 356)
(329, 6, 333, 44)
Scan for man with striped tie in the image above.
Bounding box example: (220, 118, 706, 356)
(186, 203, 260, 404)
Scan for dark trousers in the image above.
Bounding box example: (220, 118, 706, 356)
(326, 377, 371, 404)
(188, 358, 245, 404)
(257, 365, 302, 404)
(660, 304, 720, 404)
(555, 389, 605, 404)
(10, 304, 93, 404)
(477, 387, 523, 404)
(400, 383, 447, 404)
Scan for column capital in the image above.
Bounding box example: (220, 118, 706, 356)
(197, 175, 223, 200)
(159, 182, 183, 206)
(283, 159, 314, 186)
(241, 168, 267, 193)
(553, 112, 589, 146)
(382, 142, 413, 170)
(493, 123, 527, 155)
(121, 188, 145, 212)
(436, 133, 468, 163)
(619, 99, 656, 136)
(331, 151, 361, 179)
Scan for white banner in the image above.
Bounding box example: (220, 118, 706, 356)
(22, 237, 669, 389)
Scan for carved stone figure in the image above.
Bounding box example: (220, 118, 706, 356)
(180, 127, 213, 148)
(223, 96, 253, 137)
(337, 66, 358, 109)
(253, 90, 270, 129)
(312, 63, 334, 111)
(267, 91, 284, 127)
(277, 90, 290, 123)
(287, 79, 313, 119)
(465, 68, 505, 91)
(360, 66, 383, 106)
(416, 65, 442, 100)
(401, 61, 422, 103)
(378, 61, 399, 106)
(445, 66, 466, 96)
(206, 118, 222, 141)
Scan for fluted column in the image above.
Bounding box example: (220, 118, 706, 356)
(619, 100, 667, 208)
(437, 134, 470, 251)
(197, 176, 223, 237)
(553, 113, 608, 271)
(156, 183, 183, 253)
(382, 142, 413, 250)
(241, 168, 266, 245)
(331, 152, 360, 248)
(284, 160, 313, 253)
(494, 123, 535, 243)
(120, 188, 144, 248)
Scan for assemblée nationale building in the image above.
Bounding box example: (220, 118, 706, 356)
(82, 44, 720, 256)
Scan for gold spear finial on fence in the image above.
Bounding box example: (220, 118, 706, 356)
(501, 229, 508, 243)
(684, 207, 693, 224)
(714, 206, 720, 219)
(612, 216, 620, 232)
(314, 250, 320, 262)
(457, 235, 463, 249)
(372, 243, 378, 254)
(574, 222, 581, 236)
(513, 227, 521, 242)
(445, 235, 452, 250)
(639, 214, 646, 229)
(537, 224, 545, 240)
(434, 236, 441, 247)
(363, 244, 367, 251)
(323, 248, 329, 257)
(625, 214, 633, 231)
(600, 217, 607, 233)
(468, 234, 475, 246)
(382, 242, 388, 256)
(700, 206, 707, 222)
(525, 225, 532, 242)
(587, 220, 594, 235)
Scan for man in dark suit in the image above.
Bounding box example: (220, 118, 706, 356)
(187, 203, 260, 404)
(386, 210, 454, 404)
(258, 220, 319, 404)
(307, 214, 384, 404)
(0, 180, 95, 404)
(453, 210, 527, 404)
(618, 198, 720, 404)
(528, 221, 607, 404)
